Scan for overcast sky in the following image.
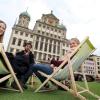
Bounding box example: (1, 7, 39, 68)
(0, 0, 100, 55)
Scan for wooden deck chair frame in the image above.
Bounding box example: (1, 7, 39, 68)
(35, 37, 100, 100)
(0, 43, 23, 93)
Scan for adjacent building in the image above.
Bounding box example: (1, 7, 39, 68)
(90, 55, 100, 77)
(74, 56, 96, 80)
(81, 57, 96, 76)
(75, 55, 100, 81)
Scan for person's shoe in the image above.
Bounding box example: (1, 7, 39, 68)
(0, 81, 8, 88)
(11, 80, 23, 90)
(58, 81, 70, 91)
(0, 85, 7, 88)
(44, 83, 50, 88)
(39, 84, 57, 92)
(23, 84, 28, 89)
(11, 81, 19, 90)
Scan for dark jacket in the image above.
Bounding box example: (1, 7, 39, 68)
(15, 50, 35, 67)
(50, 59, 63, 67)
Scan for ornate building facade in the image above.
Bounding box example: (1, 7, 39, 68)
(7, 11, 69, 63)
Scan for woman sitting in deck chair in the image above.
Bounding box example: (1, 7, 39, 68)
(0, 20, 16, 88)
(0, 20, 15, 87)
(0, 19, 7, 87)
(50, 38, 80, 70)
(49, 38, 80, 89)
(27, 38, 80, 90)
(0, 20, 6, 43)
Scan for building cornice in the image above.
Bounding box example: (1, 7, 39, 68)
(12, 25, 33, 34)
(36, 20, 67, 31)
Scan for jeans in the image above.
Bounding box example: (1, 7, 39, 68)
(32, 64, 53, 83)
(21, 64, 53, 84)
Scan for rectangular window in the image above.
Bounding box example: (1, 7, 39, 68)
(30, 35, 33, 38)
(98, 71, 100, 74)
(25, 34, 28, 37)
(20, 32, 23, 35)
(97, 62, 100, 65)
(44, 43, 48, 51)
(53, 45, 56, 53)
(35, 41, 39, 50)
(10, 48, 14, 52)
(16, 49, 20, 52)
(43, 25, 45, 28)
(57, 46, 60, 54)
(51, 28, 53, 31)
(38, 53, 42, 60)
(36, 36, 39, 40)
(12, 37, 16, 45)
(15, 31, 18, 34)
(59, 30, 61, 33)
(41, 37, 44, 42)
(40, 42, 43, 50)
(23, 40, 27, 46)
(49, 44, 52, 52)
(38, 30, 40, 33)
(34, 51, 37, 60)
(39, 24, 41, 27)
(55, 29, 57, 32)
(17, 39, 22, 46)
(42, 31, 44, 35)
(43, 53, 46, 60)
(47, 27, 49, 29)
(62, 49, 65, 55)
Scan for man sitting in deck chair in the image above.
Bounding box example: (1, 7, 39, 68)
(11, 42, 35, 89)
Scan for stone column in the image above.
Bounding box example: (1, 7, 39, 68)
(38, 37, 41, 50)
(42, 38, 46, 51)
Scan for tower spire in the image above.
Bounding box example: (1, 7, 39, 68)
(26, 7, 29, 12)
(51, 10, 53, 14)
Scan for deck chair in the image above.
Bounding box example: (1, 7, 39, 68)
(0, 43, 23, 92)
(35, 37, 100, 100)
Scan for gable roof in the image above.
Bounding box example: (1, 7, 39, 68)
(43, 11, 59, 21)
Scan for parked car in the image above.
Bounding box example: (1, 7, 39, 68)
(74, 74, 95, 82)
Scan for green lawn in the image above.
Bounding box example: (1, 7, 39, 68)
(0, 82, 100, 100)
